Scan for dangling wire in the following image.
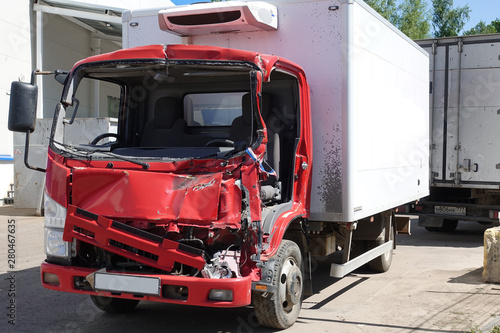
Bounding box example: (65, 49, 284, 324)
(246, 147, 277, 177)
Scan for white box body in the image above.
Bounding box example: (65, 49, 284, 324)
(416, 34, 500, 189)
(124, 0, 430, 222)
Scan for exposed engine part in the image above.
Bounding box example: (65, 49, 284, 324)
(202, 250, 241, 279)
(260, 182, 282, 202)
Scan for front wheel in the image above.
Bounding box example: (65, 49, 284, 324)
(90, 295, 140, 313)
(253, 240, 303, 329)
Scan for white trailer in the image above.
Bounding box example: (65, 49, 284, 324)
(413, 34, 500, 231)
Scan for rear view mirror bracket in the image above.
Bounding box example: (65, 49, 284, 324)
(63, 97, 79, 125)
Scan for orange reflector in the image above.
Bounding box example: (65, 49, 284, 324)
(43, 273, 60, 286)
(255, 285, 267, 291)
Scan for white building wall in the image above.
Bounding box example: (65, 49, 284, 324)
(0, 2, 33, 201)
(15, 12, 122, 210)
(42, 13, 121, 118)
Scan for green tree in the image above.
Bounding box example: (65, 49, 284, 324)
(464, 21, 496, 35)
(493, 19, 500, 32)
(464, 18, 500, 35)
(365, 0, 430, 39)
(364, 0, 399, 23)
(431, 0, 471, 37)
(398, 0, 431, 39)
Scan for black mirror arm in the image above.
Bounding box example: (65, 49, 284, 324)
(30, 69, 67, 85)
(23, 130, 46, 173)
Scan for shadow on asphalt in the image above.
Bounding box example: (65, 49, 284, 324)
(447, 267, 484, 285)
(396, 219, 491, 249)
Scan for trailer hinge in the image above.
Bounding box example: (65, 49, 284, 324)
(431, 41, 437, 55)
(457, 38, 464, 53)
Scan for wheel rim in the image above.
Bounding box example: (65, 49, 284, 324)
(278, 257, 302, 313)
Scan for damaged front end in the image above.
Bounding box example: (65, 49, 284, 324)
(42, 150, 265, 306)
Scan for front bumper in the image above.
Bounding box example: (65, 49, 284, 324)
(41, 262, 252, 308)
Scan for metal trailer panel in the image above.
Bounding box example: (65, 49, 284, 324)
(124, 0, 430, 222)
(417, 34, 500, 188)
(122, 7, 182, 48)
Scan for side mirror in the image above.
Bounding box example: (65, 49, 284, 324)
(54, 71, 68, 85)
(8, 81, 38, 133)
(7, 79, 45, 173)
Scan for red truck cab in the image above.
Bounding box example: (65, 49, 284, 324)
(10, 44, 312, 328)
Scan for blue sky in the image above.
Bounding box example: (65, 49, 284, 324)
(170, 0, 499, 33)
(453, 0, 498, 31)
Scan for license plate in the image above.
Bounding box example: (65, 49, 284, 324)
(94, 273, 161, 296)
(434, 206, 466, 216)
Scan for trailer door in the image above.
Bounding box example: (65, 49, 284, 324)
(423, 36, 500, 186)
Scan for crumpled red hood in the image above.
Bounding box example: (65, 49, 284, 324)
(71, 168, 222, 222)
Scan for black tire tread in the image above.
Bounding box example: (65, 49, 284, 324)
(253, 240, 302, 329)
(439, 219, 458, 232)
(367, 223, 394, 273)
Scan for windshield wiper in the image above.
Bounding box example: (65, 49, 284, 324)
(98, 150, 150, 170)
(52, 140, 150, 170)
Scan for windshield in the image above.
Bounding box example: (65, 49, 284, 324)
(50, 60, 262, 161)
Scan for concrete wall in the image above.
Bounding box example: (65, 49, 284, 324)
(0, 2, 33, 201)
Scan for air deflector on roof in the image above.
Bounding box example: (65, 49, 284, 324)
(158, 1, 278, 36)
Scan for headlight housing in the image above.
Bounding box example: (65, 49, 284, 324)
(44, 193, 70, 259)
(44, 193, 67, 229)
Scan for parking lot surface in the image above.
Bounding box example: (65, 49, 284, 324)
(1, 206, 499, 333)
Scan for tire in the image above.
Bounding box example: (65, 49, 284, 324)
(439, 219, 458, 232)
(368, 224, 394, 273)
(253, 240, 303, 329)
(90, 295, 140, 313)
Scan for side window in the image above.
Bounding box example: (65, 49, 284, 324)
(183, 92, 245, 127)
(64, 77, 121, 145)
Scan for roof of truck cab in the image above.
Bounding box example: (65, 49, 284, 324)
(72, 44, 167, 69)
(71, 44, 282, 74)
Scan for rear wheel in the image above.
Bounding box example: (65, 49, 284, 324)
(368, 223, 394, 273)
(439, 219, 458, 232)
(253, 240, 303, 329)
(90, 295, 140, 313)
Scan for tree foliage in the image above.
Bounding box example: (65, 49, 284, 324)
(431, 0, 471, 37)
(464, 19, 500, 35)
(398, 0, 431, 39)
(364, 0, 399, 23)
(365, 0, 430, 39)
